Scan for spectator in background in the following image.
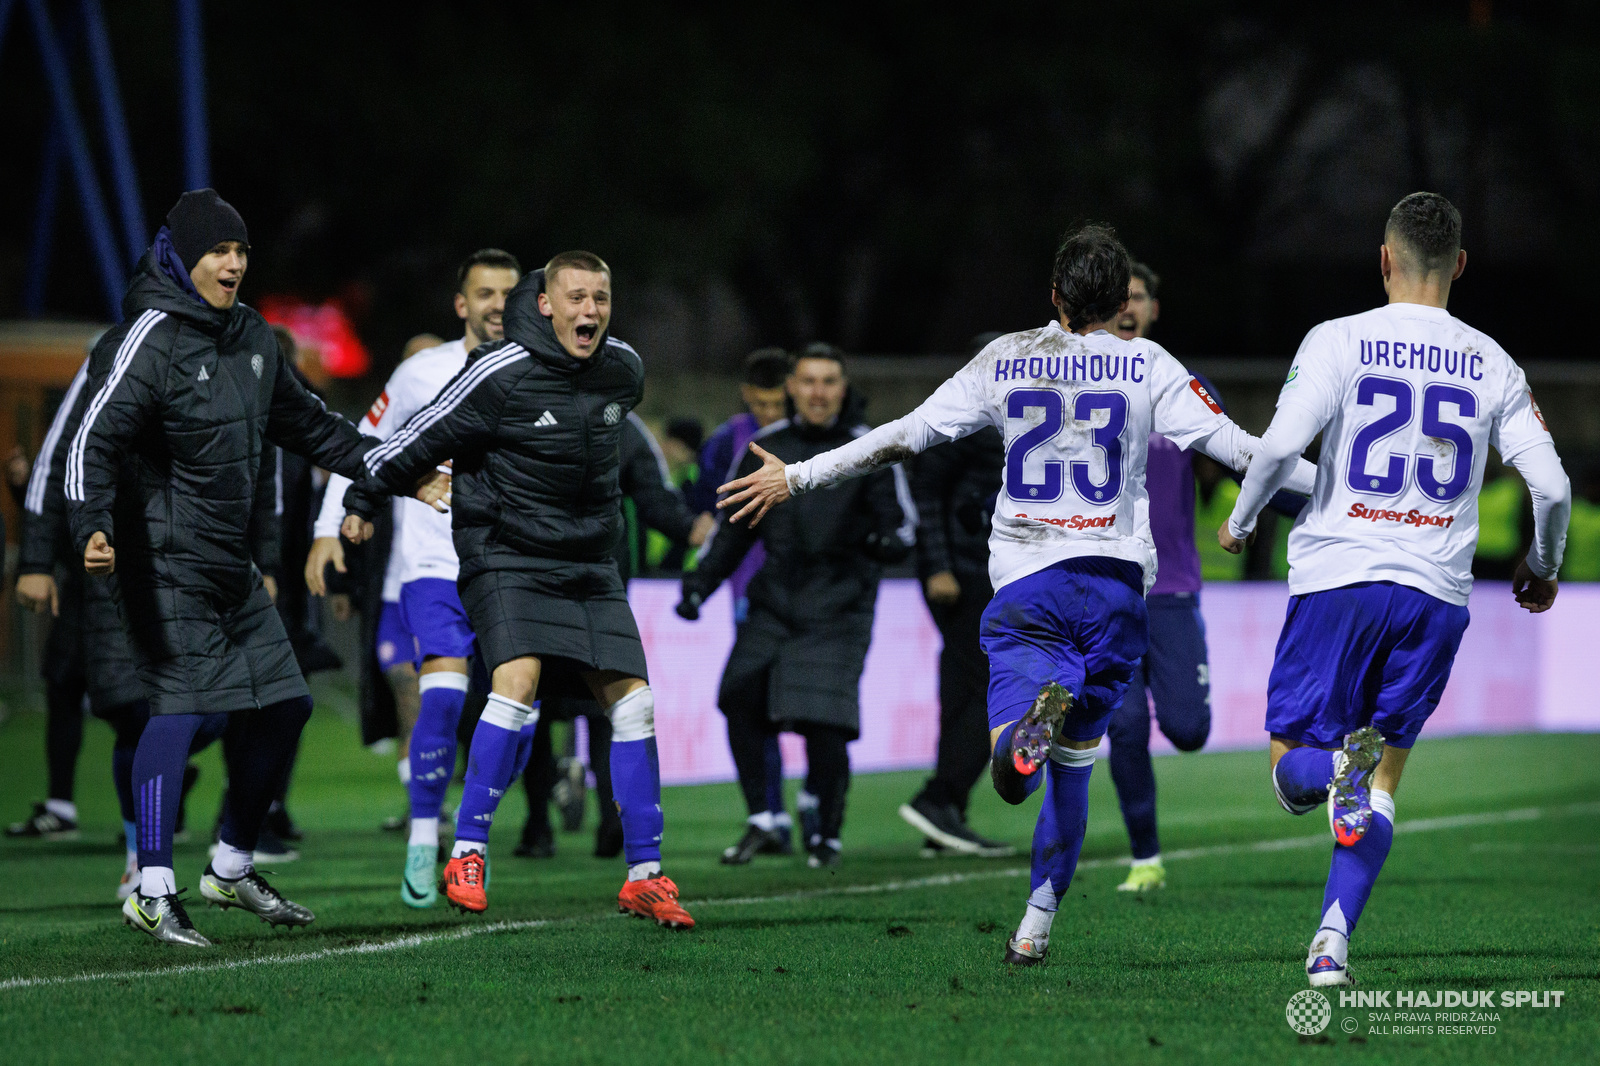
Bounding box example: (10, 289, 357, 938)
(1473, 453, 1526, 580)
(680, 344, 917, 868)
(1560, 461, 1600, 581)
(1103, 261, 1306, 894)
(686, 347, 797, 852)
(662, 417, 703, 487)
(897, 333, 1014, 858)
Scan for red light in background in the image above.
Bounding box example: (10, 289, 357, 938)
(258, 295, 371, 379)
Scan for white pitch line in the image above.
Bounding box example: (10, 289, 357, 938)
(3, 800, 1594, 993)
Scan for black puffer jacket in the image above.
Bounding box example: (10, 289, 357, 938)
(685, 390, 916, 625)
(345, 269, 645, 578)
(66, 253, 370, 714)
(25, 354, 285, 709)
(911, 427, 1003, 586)
(615, 411, 699, 579)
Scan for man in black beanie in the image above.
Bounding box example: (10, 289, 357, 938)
(68, 189, 384, 946)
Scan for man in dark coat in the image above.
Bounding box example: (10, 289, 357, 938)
(68, 189, 376, 946)
(897, 423, 1016, 858)
(342, 252, 694, 929)
(17, 355, 237, 899)
(678, 344, 916, 868)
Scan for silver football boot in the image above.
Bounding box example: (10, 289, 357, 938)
(122, 890, 213, 947)
(199, 864, 315, 927)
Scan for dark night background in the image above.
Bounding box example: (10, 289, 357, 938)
(2, 1, 1596, 381)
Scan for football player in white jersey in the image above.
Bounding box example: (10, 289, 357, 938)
(718, 225, 1316, 966)
(307, 249, 522, 907)
(1218, 193, 1571, 987)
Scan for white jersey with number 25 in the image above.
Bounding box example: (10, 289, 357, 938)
(914, 320, 1232, 592)
(1273, 303, 1553, 605)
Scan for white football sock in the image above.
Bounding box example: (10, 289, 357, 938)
(409, 817, 439, 848)
(1131, 854, 1162, 868)
(45, 799, 77, 821)
(1016, 902, 1055, 943)
(452, 838, 485, 859)
(748, 810, 776, 832)
(212, 842, 254, 880)
(397, 759, 411, 786)
(1370, 788, 1395, 825)
(773, 810, 793, 829)
(140, 865, 176, 897)
(627, 861, 662, 882)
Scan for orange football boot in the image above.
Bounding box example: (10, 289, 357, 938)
(617, 874, 695, 929)
(441, 850, 487, 913)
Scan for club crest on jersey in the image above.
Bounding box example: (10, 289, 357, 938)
(603, 402, 623, 425)
(367, 391, 390, 427)
(1189, 378, 1223, 414)
(251, 353, 264, 378)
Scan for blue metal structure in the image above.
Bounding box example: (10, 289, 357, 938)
(1, 0, 208, 321)
(175, 0, 208, 192)
(23, 0, 125, 319)
(80, 0, 146, 263)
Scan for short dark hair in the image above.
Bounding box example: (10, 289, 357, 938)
(1386, 193, 1462, 273)
(456, 248, 521, 293)
(543, 250, 611, 290)
(1050, 224, 1131, 331)
(1129, 260, 1160, 298)
(742, 347, 791, 389)
(794, 341, 847, 376)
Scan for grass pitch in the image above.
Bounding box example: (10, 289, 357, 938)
(0, 678, 1596, 1065)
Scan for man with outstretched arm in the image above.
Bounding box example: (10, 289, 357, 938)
(68, 189, 379, 946)
(341, 252, 694, 929)
(718, 224, 1316, 967)
(1216, 192, 1569, 986)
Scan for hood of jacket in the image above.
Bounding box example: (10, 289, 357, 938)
(502, 268, 613, 374)
(122, 247, 239, 335)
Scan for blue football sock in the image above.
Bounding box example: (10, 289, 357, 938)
(1108, 742, 1159, 860)
(609, 687, 664, 867)
(510, 704, 542, 782)
(1026, 753, 1094, 913)
(762, 735, 785, 815)
(409, 673, 468, 820)
(1319, 792, 1395, 939)
(132, 714, 205, 872)
(123, 820, 138, 855)
(455, 694, 535, 846)
(1275, 746, 1335, 809)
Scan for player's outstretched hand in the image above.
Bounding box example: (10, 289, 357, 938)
(415, 461, 452, 513)
(717, 443, 790, 526)
(1217, 524, 1254, 555)
(342, 513, 375, 545)
(15, 573, 59, 616)
(1511, 558, 1558, 614)
(304, 536, 346, 596)
(84, 531, 115, 575)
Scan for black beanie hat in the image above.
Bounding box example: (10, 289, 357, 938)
(165, 189, 249, 271)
